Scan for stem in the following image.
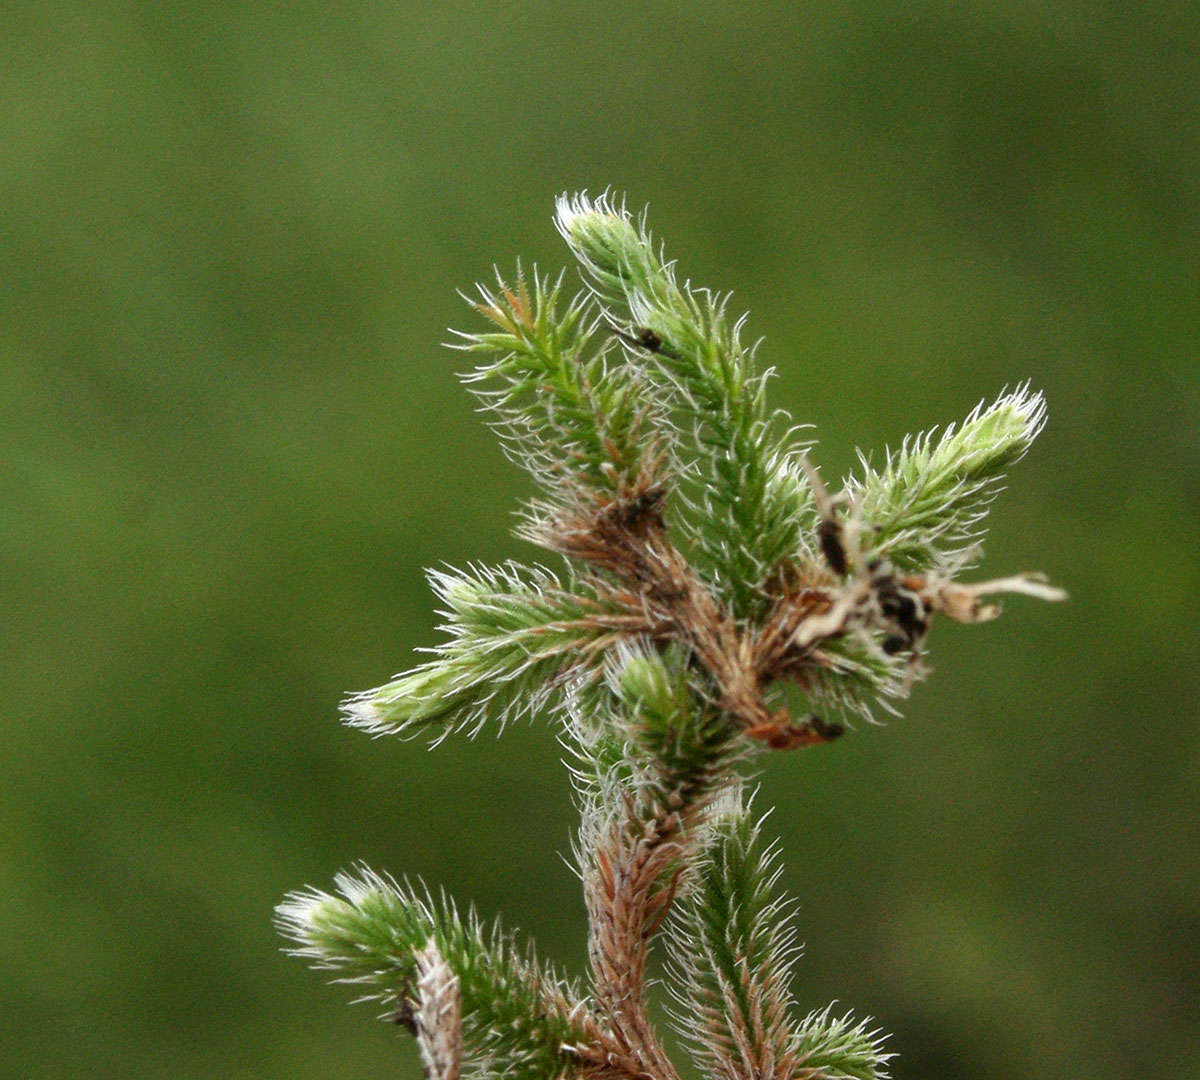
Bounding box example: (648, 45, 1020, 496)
(582, 793, 700, 1080)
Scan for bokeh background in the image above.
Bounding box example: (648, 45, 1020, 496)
(2, 2, 1196, 1077)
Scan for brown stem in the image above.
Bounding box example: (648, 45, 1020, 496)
(581, 799, 689, 1080)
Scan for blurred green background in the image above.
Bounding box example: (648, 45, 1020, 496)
(2, 1, 1196, 1077)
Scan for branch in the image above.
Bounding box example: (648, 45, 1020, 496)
(538, 489, 847, 747)
(280, 192, 1067, 1080)
(851, 384, 1047, 571)
(276, 868, 586, 1080)
(664, 795, 803, 1080)
(555, 191, 813, 619)
(342, 562, 653, 740)
(452, 265, 666, 501)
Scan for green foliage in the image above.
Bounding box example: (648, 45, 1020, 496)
(453, 268, 656, 498)
(342, 563, 628, 740)
(805, 629, 907, 727)
(790, 1007, 895, 1080)
(665, 800, 806, 1076)
(6, 5, 1191, 1078)
(666, 797, 893, 1079)
(281, 192, 1063, 1080)
(277, 869, 583, 1080)
(556, 193, 814, 619)
(854, 384, 1047, 571)
(608, 644, 742, 796)
(564, 645, 743, 897)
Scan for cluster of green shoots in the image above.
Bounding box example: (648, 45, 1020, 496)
(277, 192, 1064, 1080)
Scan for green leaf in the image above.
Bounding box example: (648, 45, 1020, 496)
(452, 265, 659, 499)
(555, 192, 813, 618)
(277, 868, 585, 1080)
(854, 384, 1047, 570)
(343, 563, 633, 740)
(791, 1005, 894, 1080)
(664, 795, 804, 1078)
